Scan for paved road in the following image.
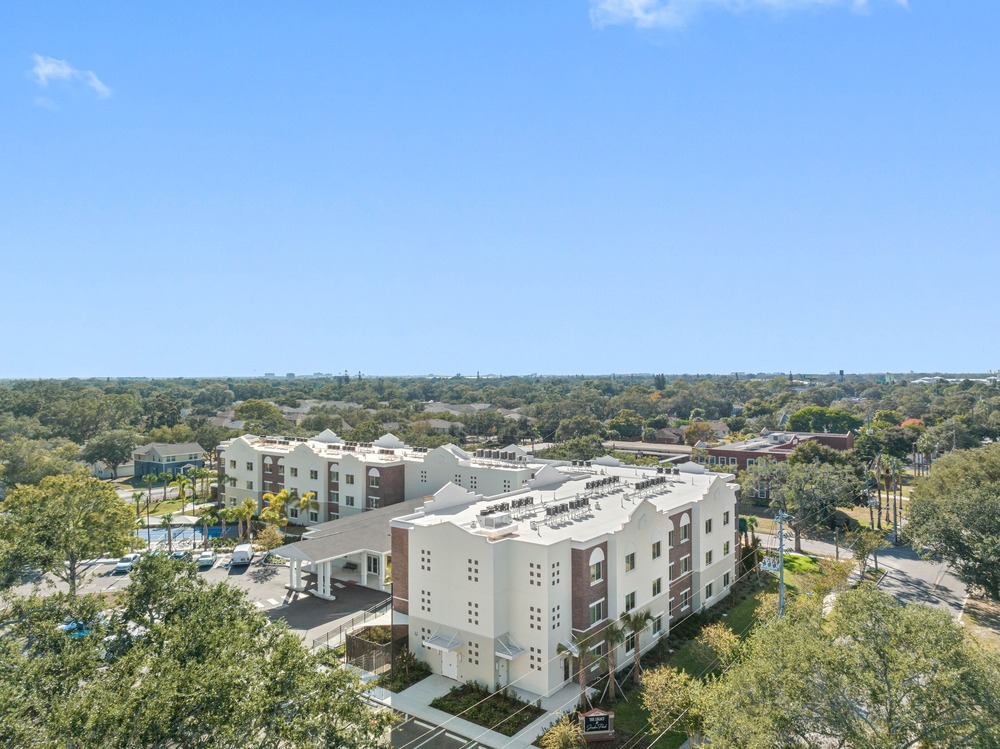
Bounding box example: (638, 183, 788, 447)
(759, 532, 967, 618)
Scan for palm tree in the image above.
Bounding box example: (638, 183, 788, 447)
(199, 507, 218, 550)
(170, 474, 193, 512)
(557, 630, 595, 710)
(260, 489, 291, 529)
(132, 491, 146, 521)
(142, 473, 158, 509)
(620, 609, 654, 684)
(160, 512, 175, 553)
(233, 498, 256, 541)
(297, 490, 319, 523)
(218, 506, 233, 541)
(158, 472, 172, 508)
(600, 619, 626, 702)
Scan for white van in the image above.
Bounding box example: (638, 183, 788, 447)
(231, 544, 255, 566)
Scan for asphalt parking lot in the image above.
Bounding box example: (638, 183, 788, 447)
(13, 553, 390, 640)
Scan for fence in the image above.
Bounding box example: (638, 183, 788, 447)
(311, 597, 392, 651)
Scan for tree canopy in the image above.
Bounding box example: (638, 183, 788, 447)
(696, 586, 1000, 748)
(907, 443, 1000, 599)
(0, 556, 394, 748)
(0, 473, 135, 595)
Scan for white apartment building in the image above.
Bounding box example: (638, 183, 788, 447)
(218, 430, 543, 524)
(391, 459, 740, 699)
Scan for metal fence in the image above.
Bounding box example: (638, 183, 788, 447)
(311, 597, 392, 651)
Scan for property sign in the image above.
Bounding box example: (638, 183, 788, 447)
(579, 709, 614, 742)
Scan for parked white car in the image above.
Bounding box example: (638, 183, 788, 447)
(114, 553, 142, 574)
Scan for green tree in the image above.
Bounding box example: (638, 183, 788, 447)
(160, 512, 175, 553)
(600, 619, 626, 702)
(851, 529, 889, 578)
(699, 586, 1000, 748)
(554, 414, 607, 441)
(169, 473, 193, 512)
(81, 429, 141, 478)
(641, 666, 703, 747)
(539, 714, 584, 749)
(786, 406, 862, 433)
(0, 558, 395, 747)
(607, 409, 644, 441)
(0, 474, 135, 596)
(619, 609, 653, 684)
(907, 443, 1000, 599)
(0, 436, 82, 492)
(234, 399, 287, 435)
(557, 630, 595, 710)
(684, 421, 716, 447)
(771, 462, 860, 553)
(233, 497, 257, 541)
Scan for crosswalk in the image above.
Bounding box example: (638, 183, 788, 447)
(254, 597, 286, 610)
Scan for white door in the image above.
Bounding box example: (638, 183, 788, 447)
(443, 651, 459, 680)
(496, 658, 508, 687)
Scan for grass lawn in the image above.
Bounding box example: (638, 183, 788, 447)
(963, 597, 1000, 650)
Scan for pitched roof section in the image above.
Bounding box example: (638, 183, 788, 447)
(134, 442, 206, 458)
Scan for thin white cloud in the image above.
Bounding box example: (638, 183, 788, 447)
(590, 0, 908, 29)
(30, 54, 111, 99)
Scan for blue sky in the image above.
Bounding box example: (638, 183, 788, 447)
(3, 1, 998, 378)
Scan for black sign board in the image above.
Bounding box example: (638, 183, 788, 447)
(583, 713, 610, 733)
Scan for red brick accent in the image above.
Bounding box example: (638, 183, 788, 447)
(368, 464, 405, 508)
(571, 542, 608, 631)
(668, 510, 692, 622)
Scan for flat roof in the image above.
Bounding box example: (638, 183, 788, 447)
(395, 462, 734, 547)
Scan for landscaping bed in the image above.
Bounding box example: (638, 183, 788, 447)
(431, 683, 544, 737)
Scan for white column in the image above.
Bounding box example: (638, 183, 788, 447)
(294, 559, 302, 590)
(381, 552, 389, 591)
(361, 556, 368, 588)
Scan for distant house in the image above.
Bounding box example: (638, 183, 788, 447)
(653, 427, 686, 444)
(133, 442, 207, 478)
(90, 461, 135, 480)
(411, 418, 459, 435)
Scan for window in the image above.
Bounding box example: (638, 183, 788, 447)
(345, 474, 355, 485)
(229, 460, 236, 469)
(625, 552, 636, 573)
(366, 496, 379, 509)
(724, 572, 731, 587)
(680, 556, 691, 574)
(589, 600, 605, 625)
(651, 541, 661, 560)
(705, 519, 713, 534)
(652, 615, 662, 635)
(747, 458, 755, 466)
(246, 481, 253, 490)
(278, 465, 286, 475)
(680, 589, 690, 609)
(345, 496, 355, 507)
(310, 469, 318, 480)
(625, 632, 636, 653)
(367, 556, 380, 575)
(652, 578, 662, 597)
(705, 583, 713, 599)
(309, 511, 318, 522)
(289, 467, 297, 477)
(369, 475, 380, 488)
(730, 457, 737, 465)
(668, 563, 676, 581)
(246, 462, 253, 471)
(590, 560, 603, 584)
(680, 524, 690, 542)
(331, 471, 339, 483)
(723, 511, 730, 525)
(668, 530, 675, 547)
(625, 592, 636, 611)
(723, 541, 731, 556)
(330, 491, 339, 503)
(705, 550, 713, 565)
(290, 508, 299, 518)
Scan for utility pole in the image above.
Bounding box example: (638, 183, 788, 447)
(776, 510, 793, 618)
(834, 526, 840, 561)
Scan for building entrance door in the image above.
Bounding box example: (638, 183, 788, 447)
(443, 651, 459, 680)
(496, 658, 508, 687)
